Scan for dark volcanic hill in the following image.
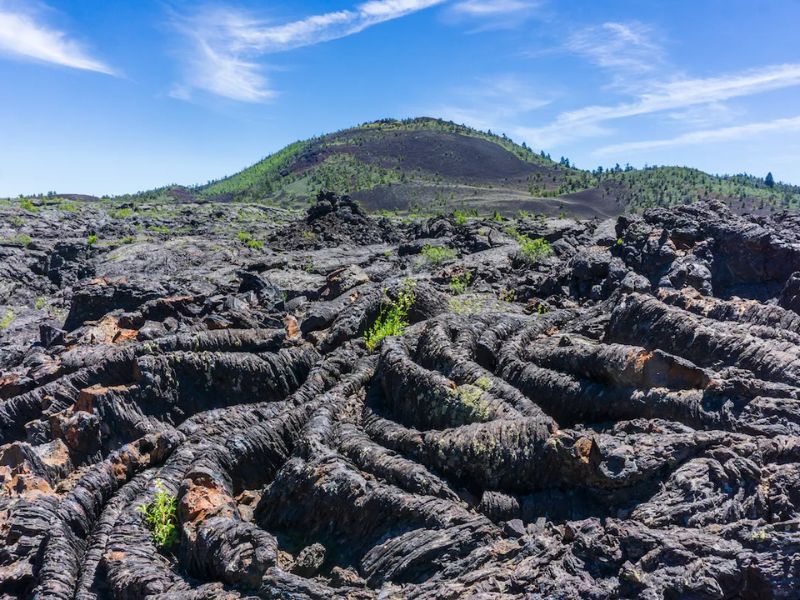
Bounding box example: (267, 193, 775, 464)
(120, 117, 800, 218)
(2, 193, 800, 598)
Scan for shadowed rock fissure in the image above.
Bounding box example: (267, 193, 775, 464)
(1, 196, 800, 598)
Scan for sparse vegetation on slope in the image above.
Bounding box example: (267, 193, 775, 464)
(7, 117, 799, 218)
(201, 140, 308, 201)
(184, 118, 800, 216)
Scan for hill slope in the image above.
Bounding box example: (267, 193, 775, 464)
(126, 117, 800, 217)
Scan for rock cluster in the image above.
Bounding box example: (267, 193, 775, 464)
(1, 197, 800, 598)
(270, 191, 401, 250)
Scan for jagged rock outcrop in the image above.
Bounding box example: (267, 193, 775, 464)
(1, 197, 800, 598)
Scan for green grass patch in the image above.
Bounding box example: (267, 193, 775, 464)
(0, 309, 14, 329)
(58, 200, 79, 212)
(448, 295, 485, 314)
(111, 207, 134, 219)
(19, 198, 38, 213)
(236, 231, 265, 250)
(34, 297, 46, 310)
(87, 234, 98, 247)
(8, 233, 33, 247)
(421, 245, 457, 266)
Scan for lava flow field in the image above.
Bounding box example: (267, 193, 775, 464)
(1, 194, 800, 599)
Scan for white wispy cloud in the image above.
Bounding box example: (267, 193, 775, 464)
(450, 0, 538, 16)
(429, 75, 551, 132)
(594, 115, 800, 156)
(666, 101, 742, 129)
(173, 0, 446, 102)
(444, 0, 540, 30)
(566, 21, 663, 75)
(520, 63, 800, 147)
(0, 4, 114, 74)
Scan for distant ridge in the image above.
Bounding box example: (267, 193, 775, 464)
(118, 117, 800, 217)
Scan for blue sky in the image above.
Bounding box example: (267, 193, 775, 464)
(1, 0, 799, 196)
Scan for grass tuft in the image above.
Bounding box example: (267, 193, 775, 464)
(421, 245, 457, 266)
(449, 272, 472, 295)
(365, 282, 415, 351)
(236, 231, 264, 250)
(111, 207, 134, 219)
(10, 234, 33, 248)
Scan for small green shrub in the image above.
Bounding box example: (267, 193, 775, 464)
(58, 200, 78, 212)
(148, 225, 170, 235)
(120, 235, 136, 245)
(616, 238, 624, 246)
(10, 233, 32, 247)
(111, 207, 134, 219)
(0, 309, 13, 329)
(34, 297, 45, 310)
(449, 272, 472, 295)
(421, 245, 457, 266)
(19, 198, 38, 213)
(365, 282, 415, 351)
(236, 231, 264, 250)
(499, 288, 516, 302)
(453, 210, 469, 226)
(519, 236, 552, 263)
(86, 234, 98, 246)
(507, 230, 553, 264)
(138, 480, 178, 550)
